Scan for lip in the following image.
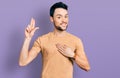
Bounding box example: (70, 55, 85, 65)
(60, 22, 67, 24)
(61, 24, 66, 26)
(61, 23, 67, 26)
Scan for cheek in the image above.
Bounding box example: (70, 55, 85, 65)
(66, 18, 69, 22)
(54, 20, 61, 24)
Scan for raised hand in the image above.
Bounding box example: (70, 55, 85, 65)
(25, 18, 39, 39)
(56, 43, 75, 58)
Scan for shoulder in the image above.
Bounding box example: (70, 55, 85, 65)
(66, 32, 81, 40)
(66, 32, 83, 45)
(36, 32, 52, 41)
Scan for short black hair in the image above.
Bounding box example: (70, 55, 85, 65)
(50, 2, 68, 17)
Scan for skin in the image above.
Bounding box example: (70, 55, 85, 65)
(19, 8, 90, 71)
(19, 18, 39, 66)
(50, 8, 68, 31)
(50, 8, 75, 57)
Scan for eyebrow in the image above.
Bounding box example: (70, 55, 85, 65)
(56, 14, 68, 16)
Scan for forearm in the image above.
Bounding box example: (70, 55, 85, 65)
(19, 38, 31, 65)
(74, 54, 90, 71)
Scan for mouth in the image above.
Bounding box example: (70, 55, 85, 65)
(60, 23, 67, 26)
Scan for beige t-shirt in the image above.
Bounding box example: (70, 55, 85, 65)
(32, 32, 85, 78)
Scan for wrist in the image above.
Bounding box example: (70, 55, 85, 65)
(25, 37, 32, 41)
(71, 53, 75, 60)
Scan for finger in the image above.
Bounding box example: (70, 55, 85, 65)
(59, 47, 65, 51)
(57, 49, 67, 57)
(56, 43, 61, 49)
(30, 18, 35, 27)
(35, 27, 39, 30)
(32, 27, 39, 33)
(25, 27, 29, 32)
(63, 45, 67, 49)
(26, 25, 31, 32)
(56, 44, 65, 52)
(58, 48, 64, 53)
(59, 44, 65, 50)
(56, 43, 59, 48)
(64, 44, 68, 47)
(28, 25, 32, 32)
(56, 43, 63, 47)
(59, 44, 65, 49)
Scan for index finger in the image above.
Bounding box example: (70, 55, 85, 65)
(30, 18, 35, 27)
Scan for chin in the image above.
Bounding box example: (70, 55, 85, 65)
(62, 26, 68, 30)
(58, 28, 67, 31)
(62, 28, 67, 31)
(55, 25, 68, 31)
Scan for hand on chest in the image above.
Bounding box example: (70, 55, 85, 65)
(42, 39, 76, 57)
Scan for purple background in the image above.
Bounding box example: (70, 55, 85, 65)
(0, 0, 120, 78)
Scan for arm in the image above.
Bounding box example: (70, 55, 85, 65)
(56, 39, 90, 71)
(74, 39, 90, 71)
(19, 18, 40, 66)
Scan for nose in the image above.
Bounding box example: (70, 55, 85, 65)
(62, 17, 67, 23)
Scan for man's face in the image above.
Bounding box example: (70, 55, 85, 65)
(50, 8, 69, 31)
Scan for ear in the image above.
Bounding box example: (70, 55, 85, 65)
(50, 16, 53, 22)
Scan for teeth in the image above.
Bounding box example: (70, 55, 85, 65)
(62, 24, 66, 25)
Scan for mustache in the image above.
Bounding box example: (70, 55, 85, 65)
(60, 22, 67, 25)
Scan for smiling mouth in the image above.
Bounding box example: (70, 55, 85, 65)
(60, 23, 67, 26)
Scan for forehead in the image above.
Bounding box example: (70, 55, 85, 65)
(54, 8, 68, 16)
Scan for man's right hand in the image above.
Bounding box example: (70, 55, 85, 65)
(25, 18, 39, 39)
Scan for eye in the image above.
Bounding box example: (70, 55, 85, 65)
(57, 17, 61, 19)
(65, 16, 68, 18)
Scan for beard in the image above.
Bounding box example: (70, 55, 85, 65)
(54, 23, 68, 31)
(55, 25, 68, 31)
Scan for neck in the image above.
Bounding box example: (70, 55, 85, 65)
(52, 29, 67, 37)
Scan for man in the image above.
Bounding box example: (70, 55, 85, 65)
(19, 2, 90, 78)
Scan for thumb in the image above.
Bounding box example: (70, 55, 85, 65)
(32, 27, 39, 34)
(33, 27, 39, 32)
